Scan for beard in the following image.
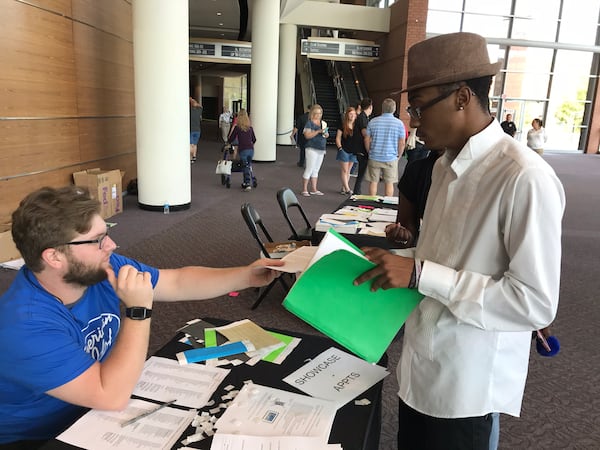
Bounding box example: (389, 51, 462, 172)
(63, 255, 108, 286)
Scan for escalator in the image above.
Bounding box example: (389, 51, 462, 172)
(337, 61, 362, 110)
(310, 58, 339, 144)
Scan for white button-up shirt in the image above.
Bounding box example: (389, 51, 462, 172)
(399, 120, 565, 418)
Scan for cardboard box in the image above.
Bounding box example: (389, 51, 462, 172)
(73, 168, 125, 219)
(0, 224, 21, 263)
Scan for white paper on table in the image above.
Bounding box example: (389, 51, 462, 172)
(214, 384, 337, 440)
(282, 347, 389, 409)
(358, 222, 389, 236)
(210, 434, 342, 450)
(132, 356, 229, 409)
(0, 258, 24, 270)
(266, 245, 318, 273)
(57, 398, 196, 450)
(368, 213, 396, 223)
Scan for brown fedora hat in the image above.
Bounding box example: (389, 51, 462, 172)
(401, 32, 501, 93)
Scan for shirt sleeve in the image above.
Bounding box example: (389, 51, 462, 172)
(418, 167, 565, 331)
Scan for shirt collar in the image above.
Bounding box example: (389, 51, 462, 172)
(442, 119, 504, 177)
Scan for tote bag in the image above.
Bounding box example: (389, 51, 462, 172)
(215, 160, 232, 175)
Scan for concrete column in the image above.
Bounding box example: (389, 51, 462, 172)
(250, 0, 280, 161)
(276, 23, 297, 146)
(133, 0, 190, 211)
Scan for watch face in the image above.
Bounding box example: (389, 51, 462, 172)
(127, 307, 151, 320)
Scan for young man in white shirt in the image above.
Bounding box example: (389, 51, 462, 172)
(354, 32, 565, 450)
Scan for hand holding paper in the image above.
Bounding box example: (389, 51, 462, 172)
(354, 247, 415, 291)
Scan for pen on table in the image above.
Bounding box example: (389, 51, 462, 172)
(121, 399, 177, 428)
(536, 330, 552, 352)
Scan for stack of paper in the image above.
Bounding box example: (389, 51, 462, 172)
(213, 383, 340, 449)
(282, 229, 423, 362)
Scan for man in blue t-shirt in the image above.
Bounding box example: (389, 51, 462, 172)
(0, 186, 282, 446)
(364, 98, 406, 196)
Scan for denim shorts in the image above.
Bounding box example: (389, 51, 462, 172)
(190, 131, 201, 145)
(336, 148, 358, 163)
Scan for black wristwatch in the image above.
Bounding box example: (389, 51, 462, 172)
(125, 307, 153, 320)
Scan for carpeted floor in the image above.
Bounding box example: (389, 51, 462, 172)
(1, 122, 598, 449)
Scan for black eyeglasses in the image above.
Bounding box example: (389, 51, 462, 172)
(406, 87, 461, 120)
(59, 231, 110, 250)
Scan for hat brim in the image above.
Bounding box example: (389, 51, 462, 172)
(400, 61, 502, 94)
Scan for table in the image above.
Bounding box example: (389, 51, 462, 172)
(312, 198, 399, 250)
(42, 318, 386, 450)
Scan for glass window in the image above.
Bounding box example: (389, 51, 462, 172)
(512, 0, 560, 40)
(558, 0, 600, 45)
(503, 71, 551, 99)
(462, 13, 510, 38)
(464, 0, 511, 16)
(546, 50, 594, 149)
(505, 46, 554, 74)
(426, 11, 463, 34)
(428, 0, 464, 11)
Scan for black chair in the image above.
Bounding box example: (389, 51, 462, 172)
(276, 187, 313, 241)
(240, 203, 290, 309)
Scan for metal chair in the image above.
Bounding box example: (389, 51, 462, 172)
(240, 203, 290, 309)
(276, 187, 313, 241)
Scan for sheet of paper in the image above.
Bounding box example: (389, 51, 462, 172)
(214, 384, 336, 439)
(283, 347, 389, 408)
(368, 213, 396, 222)
(57, 398, 195, 450)
(214, 319, 284, 354)
(358, 222, 389, 236)
(210, 434, 342, 450)
(266, 245, 318, 273)
(132, 356, 229, 408)
(262, 331, 301, 364)
(0, 258, 24, 270)
(307, 228, 365, 268)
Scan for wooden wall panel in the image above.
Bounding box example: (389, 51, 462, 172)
(78, 117, 136, 162)
(24, 0, 72, 17)
(0, 167, 76, 224)
(73, 22, 135, 116)
(0, 119, 80, 179)
(0, 1, 136, 223)
(72, 0, 133, 41)
(0, 1, 78, 118)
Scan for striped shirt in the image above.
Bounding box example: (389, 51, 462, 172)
(367, 113, 405, 162)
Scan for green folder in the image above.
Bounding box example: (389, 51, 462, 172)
(283, 246, 422, 363)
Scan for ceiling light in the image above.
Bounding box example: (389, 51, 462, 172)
(217, 12, 222, 16)
(219, 22, 224, 26)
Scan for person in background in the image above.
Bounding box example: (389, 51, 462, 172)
(189, 97, 202, 163)
(500, 113, 517, 137)
(300, 104, 329, 196)
(228, 109, 256, 192)
(218, 107, 232, 143)
(352, 98, 373, 195)
(404, 127, 431, 164)
(335, 107, 361, 195)
(0, 186, 282, 447)
(354, 32, 565, 450)
(291, 105, 311, 168)
(364, 98, 406, 196)
(527, 118, 547, 155)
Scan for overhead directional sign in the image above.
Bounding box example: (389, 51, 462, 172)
(300, 38, 380, 62)
(189, 39, 251, 64)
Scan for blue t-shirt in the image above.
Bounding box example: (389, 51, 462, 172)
(0, 254, 159, 443)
